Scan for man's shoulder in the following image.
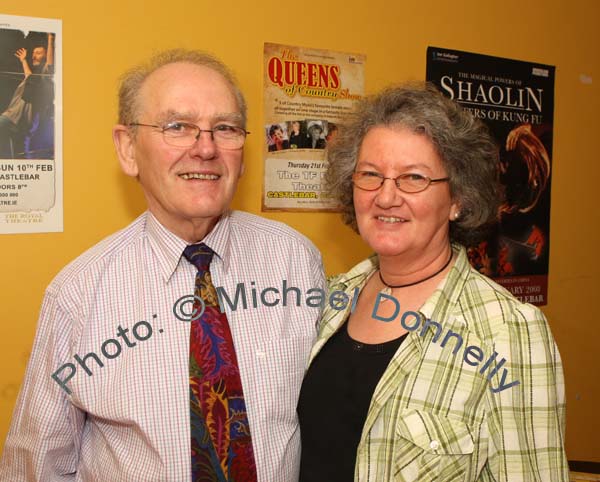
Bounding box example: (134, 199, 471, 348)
(48, 213, 148, 295)
(228, 210, 320, 256)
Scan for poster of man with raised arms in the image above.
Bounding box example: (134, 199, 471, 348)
(0, 14, 62, 234)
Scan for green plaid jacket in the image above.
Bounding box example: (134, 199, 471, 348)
(307, 244, 568, 481)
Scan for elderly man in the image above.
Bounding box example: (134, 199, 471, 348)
(0, 49, 324, 481)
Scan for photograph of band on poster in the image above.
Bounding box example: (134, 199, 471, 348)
(0, 14, 62, 234)
(262, 42, 365, 212)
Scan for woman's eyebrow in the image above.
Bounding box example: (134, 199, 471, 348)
(400, 163, 433, 172)
(355, 162, 381, 170)
(356, 162, 433, 172)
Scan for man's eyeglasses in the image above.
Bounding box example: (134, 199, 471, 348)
(129, 121, 250, 149)
(352, 171, 450, 193)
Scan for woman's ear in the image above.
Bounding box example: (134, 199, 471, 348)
(449, 202, 461, 221)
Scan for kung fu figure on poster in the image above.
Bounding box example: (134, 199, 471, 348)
(468, 123, 552, 278)
(0, 29, 55, 160)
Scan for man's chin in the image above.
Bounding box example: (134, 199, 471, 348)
(182, 207, 228, 223)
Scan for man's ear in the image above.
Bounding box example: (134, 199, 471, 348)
(113, 125, 139, 177)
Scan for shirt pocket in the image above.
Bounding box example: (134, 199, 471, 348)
(394, 408, 474, 482)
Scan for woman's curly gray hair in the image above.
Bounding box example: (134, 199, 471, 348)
(325, 82, 501, 245)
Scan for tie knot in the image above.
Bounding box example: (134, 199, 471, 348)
(183, 243, 214, 271)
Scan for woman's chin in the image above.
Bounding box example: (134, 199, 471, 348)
(366, 241, 411, 258)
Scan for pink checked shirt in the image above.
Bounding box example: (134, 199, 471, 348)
(0, 210, 324, 481)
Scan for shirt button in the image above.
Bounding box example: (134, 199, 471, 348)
(429, 440, 440, 450)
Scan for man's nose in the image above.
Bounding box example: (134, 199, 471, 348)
(188, 130, 217, 158)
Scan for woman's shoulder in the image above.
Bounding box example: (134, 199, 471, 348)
(326, 254, 378, 291)
(460, 264, 550, 340)
(466, 265, 541, 309)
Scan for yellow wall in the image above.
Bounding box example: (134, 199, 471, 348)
(1, 0, 598, 463)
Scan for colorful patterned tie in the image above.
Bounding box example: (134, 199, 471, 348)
(183, 243, 257, 482)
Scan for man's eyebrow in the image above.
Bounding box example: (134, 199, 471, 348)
(155, 110, 243, 125)
(212, 112, 243, 125)
(155, 110, 197, 124)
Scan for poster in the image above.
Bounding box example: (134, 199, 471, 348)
(0, 14, 62, 234)
(262, 42, 365, 211)
(427, 46, 555, 306)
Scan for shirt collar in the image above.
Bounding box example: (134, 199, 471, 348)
(145, 210, 233, 283)
(200, 210, 232, 273)
(331, 243, 470, 322)
(418, 243, 470, 322)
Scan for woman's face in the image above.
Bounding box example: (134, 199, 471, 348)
(292, 121, 300, 133)
(310, 127, 321, 140)
(353, 125, 459, 259)
(272, 128, 284, 141)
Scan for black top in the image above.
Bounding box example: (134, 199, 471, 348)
(289, 132, 308, 149)
(297, 321, 408, 482)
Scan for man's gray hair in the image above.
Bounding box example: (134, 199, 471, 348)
(117, 49, 247, 128)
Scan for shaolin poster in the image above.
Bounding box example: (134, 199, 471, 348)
(427, 46, 555, 306)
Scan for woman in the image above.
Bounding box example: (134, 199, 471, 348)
(307, 123, 326, 149)
(289, 120, 308, 148)
(268, 124, 289, 151)
(297, 84, 568, 481)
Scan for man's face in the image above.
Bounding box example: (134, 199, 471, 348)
(123, 62, 244, 235)
(31, 47, 46, 66)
